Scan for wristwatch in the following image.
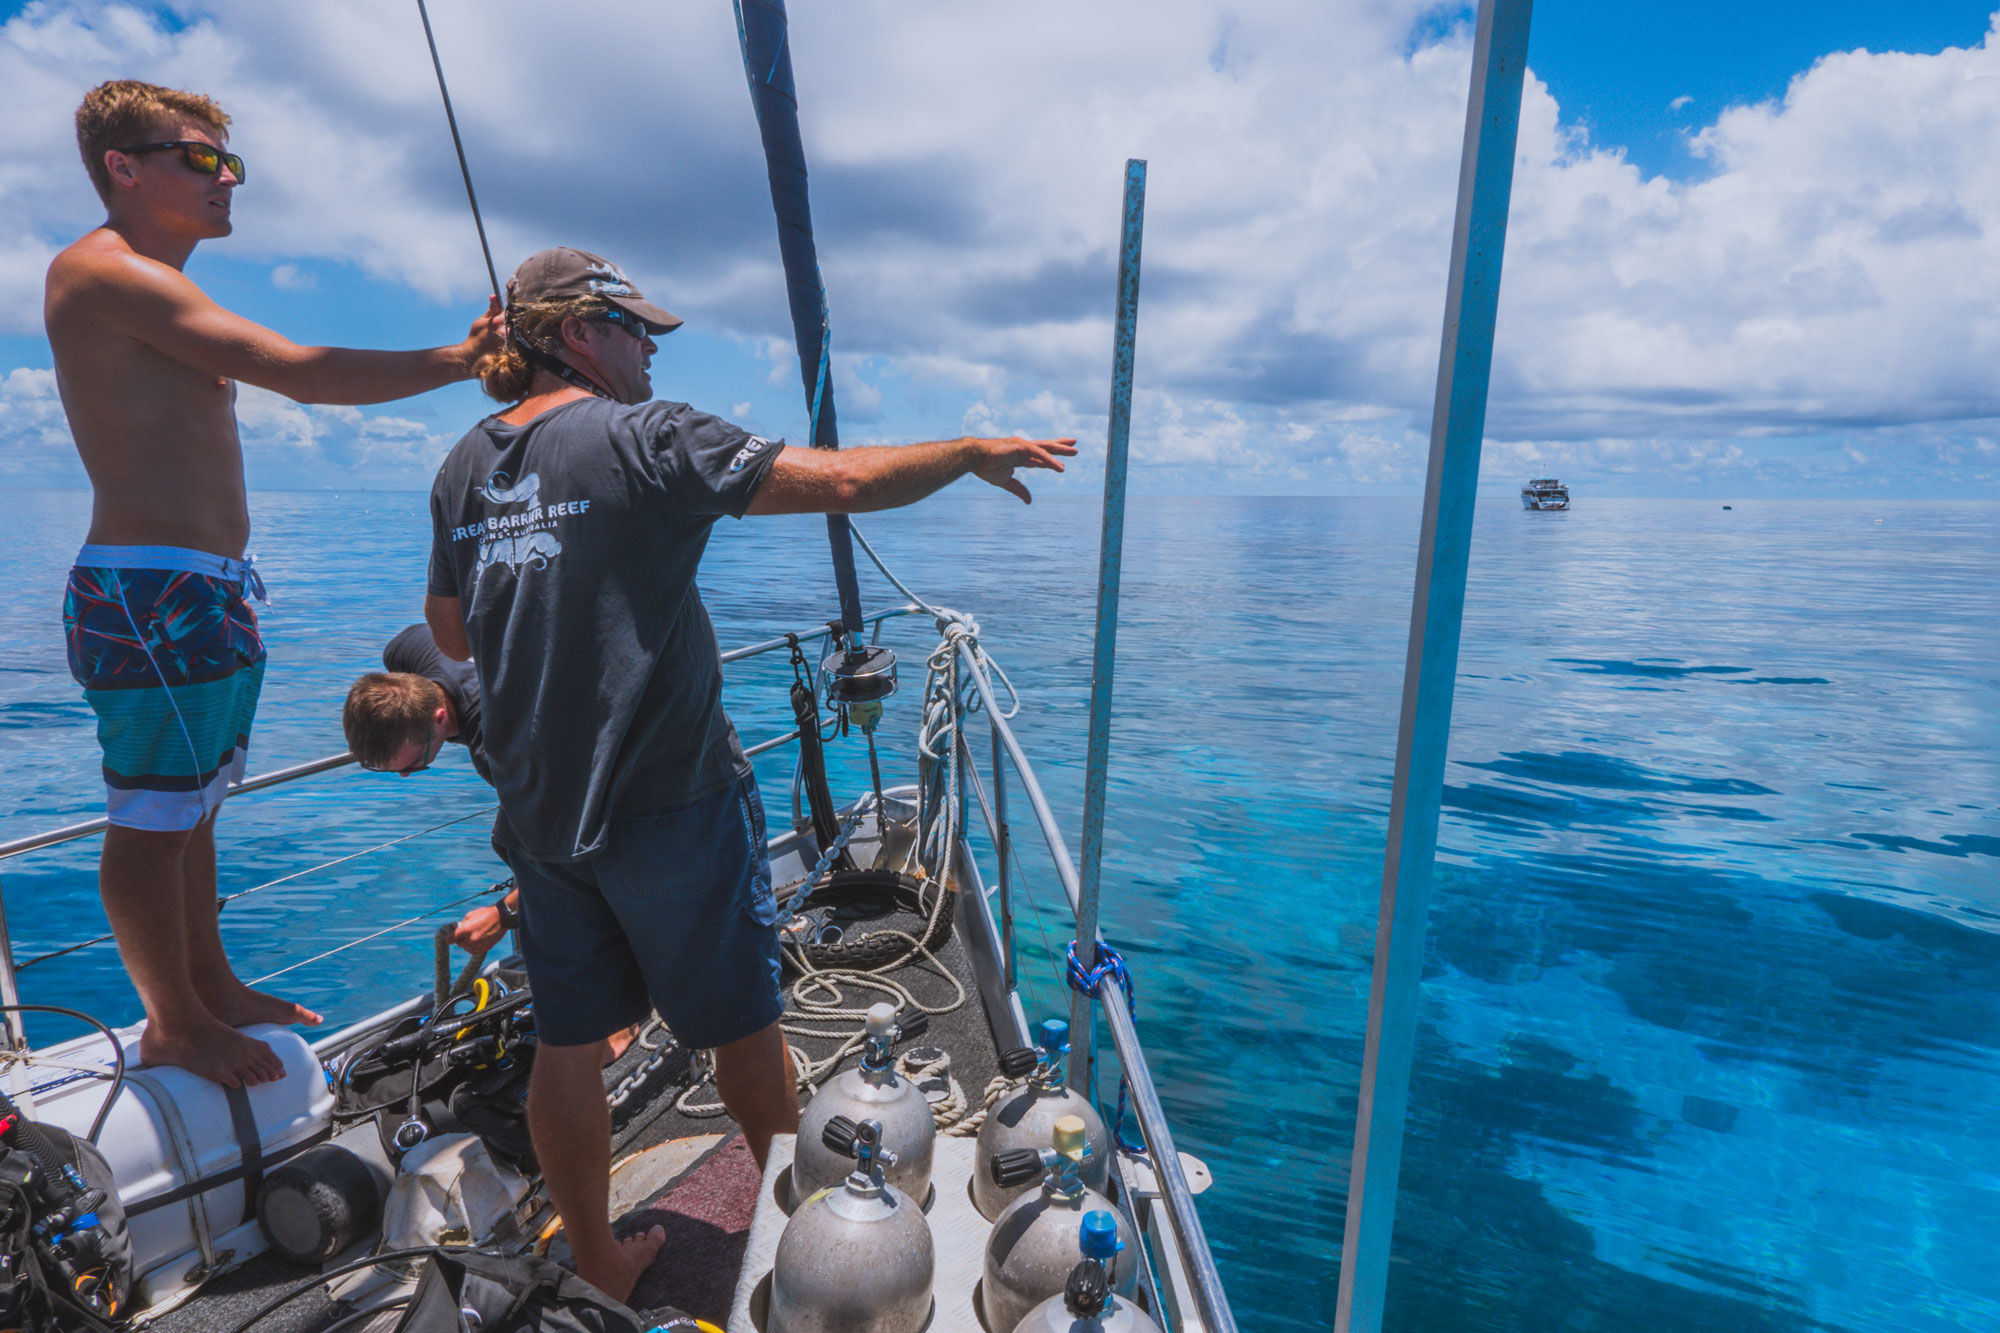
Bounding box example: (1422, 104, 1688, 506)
(494, 898, 519, 933)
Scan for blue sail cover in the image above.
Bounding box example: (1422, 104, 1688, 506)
(733, 0, 866, 634)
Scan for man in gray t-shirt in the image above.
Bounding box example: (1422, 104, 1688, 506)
(424, 246, 1074, 1302)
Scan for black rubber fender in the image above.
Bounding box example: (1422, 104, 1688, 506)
(255, 1144, 382, 1267)
(787, 868, 955, 974)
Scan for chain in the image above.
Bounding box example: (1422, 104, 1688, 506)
(790, 804, 867, 913)
(606, 1019, 684, 1109)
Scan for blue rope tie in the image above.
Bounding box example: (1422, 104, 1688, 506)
(1065, 940, 1134, 1008)
(1064, 942, 1147, 1154)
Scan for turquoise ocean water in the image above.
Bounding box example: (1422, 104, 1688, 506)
(2, 488, 1995, 1332)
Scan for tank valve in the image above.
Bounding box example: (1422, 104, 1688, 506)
(998, 1045, 1040, 1078)
(990, 1148, 1047, 1189)
(1063, 1259, 1111, 1319)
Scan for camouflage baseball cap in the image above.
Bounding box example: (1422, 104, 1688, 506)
(505, 247, 682, 334)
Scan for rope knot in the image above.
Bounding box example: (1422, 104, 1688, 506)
(1065, 941, 1135, 1012)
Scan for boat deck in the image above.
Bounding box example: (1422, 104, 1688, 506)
(148, 884, 1010, 1333)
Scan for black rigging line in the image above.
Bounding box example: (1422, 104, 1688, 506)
(416, 0, 501, 300)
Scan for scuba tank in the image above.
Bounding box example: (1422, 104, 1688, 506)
(770, 1116, 934, 1333)
(973, 1019, 1110, 1221)
(792, 1004, 935, 1207)
(978, 1115, 1132, 1333)
(1012, 1212, 1161, 1333)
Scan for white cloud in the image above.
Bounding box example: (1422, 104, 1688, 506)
(270, 262, 315, 290)
(0, 368, 86, 480)
(4, 1, 2000, 494)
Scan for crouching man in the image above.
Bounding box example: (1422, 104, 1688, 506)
(342, 625, 637, 1061)
(424, 247, 1074, 1300)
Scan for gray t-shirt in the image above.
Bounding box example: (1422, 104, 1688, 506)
(427, 397, 782, 862)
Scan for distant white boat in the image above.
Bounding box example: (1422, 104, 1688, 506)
(1521, 478, 1570, 510)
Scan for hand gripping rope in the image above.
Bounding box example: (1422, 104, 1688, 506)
(1065, 941, 1148, 1156)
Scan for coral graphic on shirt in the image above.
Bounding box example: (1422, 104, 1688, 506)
(477, 529, 563, 577)
(480, 471, 540, 506)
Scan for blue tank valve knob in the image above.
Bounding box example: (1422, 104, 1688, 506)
(1079, 1209, 1124, 1260)
(1038, 1018, 1070, 1055)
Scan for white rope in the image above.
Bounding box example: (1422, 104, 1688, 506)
(672, 586, 1008, 1120)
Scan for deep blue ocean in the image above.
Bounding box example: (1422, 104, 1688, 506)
(2, 489, 1995, 1332)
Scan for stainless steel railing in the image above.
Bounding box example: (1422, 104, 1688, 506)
(956, 641, 1238, 1333)
(0, 602, 1234, 1332)
(0, 606, 924, 1052)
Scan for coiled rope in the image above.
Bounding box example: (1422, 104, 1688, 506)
(672, 611, 990, 1119)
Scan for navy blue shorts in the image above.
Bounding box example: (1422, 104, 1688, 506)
(503, 774, 784, 1049)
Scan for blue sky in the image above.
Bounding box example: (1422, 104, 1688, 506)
(3, 1, 1999, 497)
(1517, 1, 1997, 180)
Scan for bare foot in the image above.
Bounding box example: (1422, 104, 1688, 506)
(574, 1224, 664, 1305)
(140, 1017, 287, 1088)
(199, 983, 323, 1029)
(601, 1023, 641, 1067)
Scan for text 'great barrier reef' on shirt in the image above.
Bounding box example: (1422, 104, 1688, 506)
(428, 396, 782, 862)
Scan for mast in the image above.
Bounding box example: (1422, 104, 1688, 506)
(732, 0, 867, 638)
(1335, 1, 1535, 1329)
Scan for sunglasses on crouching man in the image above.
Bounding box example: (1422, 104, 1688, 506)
(117, 141, 247, 183)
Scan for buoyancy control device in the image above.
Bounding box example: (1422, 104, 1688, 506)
(978, 1116, 1132, 1333)
(0, 1090, 132, 1332)
(1010, 1212, 1161, 1333)
(791, 1005, 935, 1207)
(770, 1117, 933, 1333)
(973, 1020, 1110, 1221)
(331, 970, 537, 1171)
(388, 1247, 705, 1333)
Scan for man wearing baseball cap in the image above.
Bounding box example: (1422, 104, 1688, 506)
(425, 246, 1076, 1299)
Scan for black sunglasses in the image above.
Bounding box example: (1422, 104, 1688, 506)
(599, 307, 653, 342)
(362, 723, 446, 776)
(117, 141, 246, 183)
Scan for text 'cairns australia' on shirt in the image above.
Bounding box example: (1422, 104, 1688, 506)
(428, 397, 781, 862)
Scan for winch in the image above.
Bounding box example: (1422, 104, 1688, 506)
(822, 641, 898, 827)
(1011, 1212, 1161, 1333)
(973, 1019, 1109, 1220)
(770, 1116, 934, 1333)
(792, 1004, 935, 1207)
(978, 1115, 1131, 1333)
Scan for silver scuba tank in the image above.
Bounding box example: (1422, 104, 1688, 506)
(978, 1115, 1133, 1333)
(770, 1116, 935, 1333)
(792, 1003, 936, 1207)
(1012, 1212, 1162, 1333)
(973, 1018, 1110, 1221)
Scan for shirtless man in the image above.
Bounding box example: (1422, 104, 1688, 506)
(45, 80, 504, 1088)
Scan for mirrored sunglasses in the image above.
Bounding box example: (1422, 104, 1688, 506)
(117, 141, 247, 183)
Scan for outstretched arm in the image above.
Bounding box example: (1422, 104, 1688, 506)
(745, 435, 1078, 515)
(91, 250, 502, 404)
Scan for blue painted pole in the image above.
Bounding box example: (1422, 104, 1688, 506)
(732, 0, 866, 636)
(1334, 3, 1534, 1331)
(1071, 160, 1146, 1096)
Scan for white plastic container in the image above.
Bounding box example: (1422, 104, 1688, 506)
(24, 1021, 333, 1308)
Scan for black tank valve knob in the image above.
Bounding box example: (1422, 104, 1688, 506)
(991, 1147, 1047, 1188)
(821, 1114, 860, 1158)
(998, 1046, 1040, 1078)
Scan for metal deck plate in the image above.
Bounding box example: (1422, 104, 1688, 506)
(729, 1133, 996, 1333)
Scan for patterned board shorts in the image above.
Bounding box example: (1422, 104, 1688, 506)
(64, 545, 267, 832)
